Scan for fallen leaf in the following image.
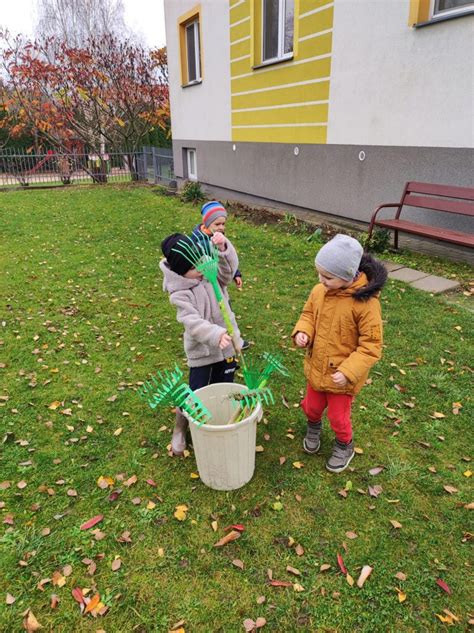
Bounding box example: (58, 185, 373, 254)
(111, 557, 122, 571)
(256, 596, 266, 604)
(224, 524, 245, 533)
(272, 502, 283, 511)
(431, 411, 446, 419)
(50, 594, 59, 609)
(279, 456, 286, 465)
(443, 485, 459, 494)
(48, 401, 62, 410)
(173, 504, 188, 521)
(320, 563, 331, 572)
(395, 571, 407, 581)
(113, 427, 122, 436)
(369, 467, 384, 476)
(269, 580, 292, 587)
(80, 515, 103, 530)
(337, 553, 347, 575)
(345, 531, 358, 540)
(83, 593, 101, 615)
(295, 544, 304, 556)
(293, 583, 305, 592)
(368, 485, 383, 498)
(22, 608, 42, 631)
(211, 521, 218, 532)
(52, 571, 66, 587)
(390, 520, 402, 529)
(292, 461, 304, 469)
(255, 445, 264, 453)
(124, 475, 138, 487)
(213, 530, 241, 547)
(286, 565, 301, 576)
(190, 472, 199, 479)
(356, 565, 373, 588)
(62, 565, 73, 577)
(354, 446, 364, 454)
(435, 578, 451, 594)
(232, 559, 244, 570)
(346, 573, 354, 586)
(6, 593, 16, 605)
(396, 588, 407, 603)
(97, 476, 114, 489)
(71, 587, 85, 604)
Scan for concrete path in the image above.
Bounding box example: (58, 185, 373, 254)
(383, 261, 460, 294)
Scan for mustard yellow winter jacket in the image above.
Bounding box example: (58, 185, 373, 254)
(292, 255, 387, 395)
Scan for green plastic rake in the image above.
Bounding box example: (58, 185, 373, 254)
(242, 352, 290, 390)
(229, 386, 274, 409)
(172, 235, 244, 358)
(137, 366, 212, 426)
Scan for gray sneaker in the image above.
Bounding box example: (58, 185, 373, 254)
(303, 421, 322, 454)
(326, 439, 355, 473)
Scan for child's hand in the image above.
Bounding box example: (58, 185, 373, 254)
(219, 332, 232, 349)
(234, 276, 243, 289)
(332, 371, 348, 387)
(211, 232, 226, 251)
(295, 332, 309, 347)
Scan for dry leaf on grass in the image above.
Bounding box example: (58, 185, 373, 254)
(356, 565, 373, 588)
(213, 529, 241, 547)
(22, 608, 42, 631)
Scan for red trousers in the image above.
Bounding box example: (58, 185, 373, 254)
(301, 384, 354, 444)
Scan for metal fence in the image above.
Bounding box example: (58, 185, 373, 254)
(0, 146, 174, 188)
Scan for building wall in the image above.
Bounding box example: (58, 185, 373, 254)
(164, 1, 474, 246)
(327, 0, 474, 147)
(164, 1, 232, 141)
(230, 0, 334, 144)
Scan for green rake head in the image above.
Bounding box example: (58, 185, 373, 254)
(137, 365, 211, 426)
(241, 352, 290, 390)
(172, 234, 219, 284)
(229, 386, 274, 410)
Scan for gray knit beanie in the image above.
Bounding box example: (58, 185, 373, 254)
(315, 234, 363, 282)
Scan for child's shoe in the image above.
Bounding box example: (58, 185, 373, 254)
(326, 439, 354, 473)
(241, 339, 250, 351)
(171, 410, 189, 456)
(303, 421, 322, 454)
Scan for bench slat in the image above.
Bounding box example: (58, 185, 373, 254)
(375, 219, 474, 247)
(407, 181, 474, 200)
(403, 194, 474, 216)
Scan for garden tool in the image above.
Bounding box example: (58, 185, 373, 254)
(172, 234, 245, 362)
(227, 386, 274, 424)
(138, 366, 212, 426)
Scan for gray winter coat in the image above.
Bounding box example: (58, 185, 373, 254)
(160, 239, 243, 367)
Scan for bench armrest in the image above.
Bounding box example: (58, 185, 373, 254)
(368, 203, 402, 237)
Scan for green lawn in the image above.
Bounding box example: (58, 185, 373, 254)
(0, 186, 472, 632)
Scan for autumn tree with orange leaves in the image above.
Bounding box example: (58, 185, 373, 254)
(0, 31, 170, 162)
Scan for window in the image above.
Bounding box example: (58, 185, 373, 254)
(185, 20, 201, 83)
(262, 0, 294, 63)
(178, 6, 202, 86)
(433, 0, 473, 15)
(186, 149, 197, 181)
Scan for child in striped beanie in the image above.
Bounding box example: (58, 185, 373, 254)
(192, 201, 249, 350)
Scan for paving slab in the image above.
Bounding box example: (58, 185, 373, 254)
(382, 260, 405, 272)
(388, 267, 429, 283)
(410, 275, 460, 294)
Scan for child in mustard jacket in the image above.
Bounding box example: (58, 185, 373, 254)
(292, 234, 387, 473)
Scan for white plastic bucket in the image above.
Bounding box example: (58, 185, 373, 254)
(184, 383, 262, 491)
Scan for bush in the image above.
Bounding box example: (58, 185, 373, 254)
(180, 180, 205, 204)
(359, 228, 391, 253)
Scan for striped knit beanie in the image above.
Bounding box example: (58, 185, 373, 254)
(201, 201, 227, 228)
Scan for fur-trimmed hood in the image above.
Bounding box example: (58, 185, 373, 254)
(353, 254, 387, 301)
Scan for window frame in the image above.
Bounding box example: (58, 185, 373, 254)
(261, 0, 294, 65)
(185, 19, 201, 84)
(432, 0, 474, 17)
(178, 5, 203, 88)
(186, 148, 197, 181)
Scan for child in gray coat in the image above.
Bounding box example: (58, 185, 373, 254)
(160, 231, 243, 455)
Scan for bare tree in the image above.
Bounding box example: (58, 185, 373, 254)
(35, 0, 131, 46)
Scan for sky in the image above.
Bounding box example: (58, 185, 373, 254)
(0, 0, 167, 48)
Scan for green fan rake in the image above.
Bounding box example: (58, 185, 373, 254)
(228, 353, 289, 423)
(137, 365, 211, 426)
(172, 234, 244, 359)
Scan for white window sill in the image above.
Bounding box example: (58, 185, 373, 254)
(253, 54, 293, 71)
(182, 79, 202, 88)
(415, 7, 474, 27)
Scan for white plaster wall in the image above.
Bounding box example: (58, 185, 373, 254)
(164, 0, 232, 141)
(327, 0, 474, 148)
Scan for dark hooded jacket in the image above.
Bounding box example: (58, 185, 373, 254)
(292, 254, 387, 395)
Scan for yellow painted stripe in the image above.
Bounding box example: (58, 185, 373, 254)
(232, 125, 327, 144)
(297, 32, 332, 60)
(231, 80, 330, 109)
(230, 17, 250, 42)
(229, 0, 249, 24)
(232, 103, 328, 126)
(299, 6, 334, 38)
(232, 57, 330, 93)
(230, 37, 250, 58)
(300, 0, 332, 16)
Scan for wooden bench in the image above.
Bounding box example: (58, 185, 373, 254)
(368, 181, 474, 249)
